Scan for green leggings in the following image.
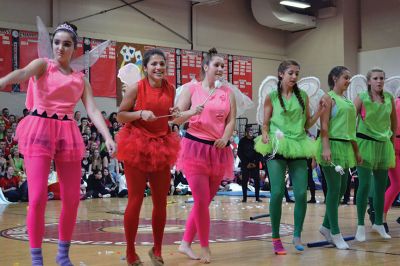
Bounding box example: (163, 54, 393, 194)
(356, 166, 388, 225)
(267, 159, 308, 238)
(321, 166, 347, 234)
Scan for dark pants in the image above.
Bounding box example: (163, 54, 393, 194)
(307, 159, 316, 200)
(342, 168, 359, 204)
(242, 168, 260, 201)
(4, 189, 22, 202)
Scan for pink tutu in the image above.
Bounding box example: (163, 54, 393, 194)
(15, 115, 85, 161)
(176, 137, 234, 179)
(116, 124, 180, 172)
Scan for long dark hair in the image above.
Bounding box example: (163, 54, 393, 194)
(328, 66, 349, 90)
(277, 60, 305, 113)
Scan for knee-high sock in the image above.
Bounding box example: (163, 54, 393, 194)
(182, 174, 221, 247)
(356, 166, 373, 225)
(148, 167, 171, 257)
(124, 165, 147, 263)
(25, 156, 52, 248)
(322, 166, 347, 234)
(288, 159, 308, 238)
(267, 160, 287, 239)
(56, 160, 82, 242)
(372, 169, 388, 225)
(385, 156, 400, 213)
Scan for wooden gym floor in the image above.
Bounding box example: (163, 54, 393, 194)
(0, 193, 399, 266)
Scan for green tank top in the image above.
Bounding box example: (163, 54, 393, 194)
(328, 91, 356, 141)
(357, 91, 393, 141)
(13, 157, 24, 171)
(269, 89, 307, 139)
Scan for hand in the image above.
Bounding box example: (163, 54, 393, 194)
(214, 138, 228, 149)
(9, 187, 16, 191)
(169, 107, 181, 118)
(105, 138, 117, 157)
(356, 152, 363, 165)
(322, 149, 331, 162)
(262, 134, 269, 144)
(141, 110, 156, 121)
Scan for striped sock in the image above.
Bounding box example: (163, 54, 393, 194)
(30, 248, 43, 266)
(56, 241, 73, 266)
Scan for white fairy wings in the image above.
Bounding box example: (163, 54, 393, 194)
(347, 74, 400, 101)
(175, 79, 254, 117)
(117, 63, 142, 86)
(256, 76, 323, 125)
(36, 16, 110, 72)
(346, 74, 367, 102)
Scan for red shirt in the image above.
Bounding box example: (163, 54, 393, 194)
(132, 78, 175, 138)
(0, 176, 20, 190)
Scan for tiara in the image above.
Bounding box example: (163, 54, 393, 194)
(55, 23, 77, 36)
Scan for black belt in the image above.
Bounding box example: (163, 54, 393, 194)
(329, 138, 350, 142)
(31, 110, 72, 121)
(184, 132, 230, 147)
(356, 132, 380, 142)
(396, 135, 400, 139)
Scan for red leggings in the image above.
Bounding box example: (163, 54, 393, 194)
(124, 164, 170, 263)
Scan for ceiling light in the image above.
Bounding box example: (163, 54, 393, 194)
(280, 1, 310, 9)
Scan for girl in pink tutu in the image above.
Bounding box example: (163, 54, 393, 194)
(116, 48, 180, 266)
(174, 48, 236, 264)
(0, 22, 116, 266)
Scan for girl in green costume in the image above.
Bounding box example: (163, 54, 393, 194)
(255, 60, 325, 255)
(317, 66, 362, 249)
(354, 68, 396, 241)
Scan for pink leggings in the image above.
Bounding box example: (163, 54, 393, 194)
(182, 174, 222, 247)
(25, 156, 81, 248)
(384, 155, 400, 213)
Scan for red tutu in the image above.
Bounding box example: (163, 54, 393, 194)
(116, 124, 180, 172)
(15, 116, 85, 161)
(176, 137, 234, 179)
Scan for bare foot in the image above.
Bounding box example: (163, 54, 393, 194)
(178, 241, 200, 260)
(199, 247, 211, 264)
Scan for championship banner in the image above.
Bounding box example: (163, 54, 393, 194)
(232, 55, 252, 99)
(178, 49, 202, 86)
(18, 30, 38, 92)
(0, 29, 13, 92)
(90, 39, 117, 98)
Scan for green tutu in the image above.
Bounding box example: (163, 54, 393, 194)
(315, 138, 356, 168)
(357, 137, 395, 170)
(254, 135, 316, 159)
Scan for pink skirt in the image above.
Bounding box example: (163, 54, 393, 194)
(16, 116, 85, 161)
(176, 137, 234, 179)
(116, 124, 180, 172)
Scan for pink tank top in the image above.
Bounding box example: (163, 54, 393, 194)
(25, 58, 85, 119)
(186, 82, 231, 141)
(396, 98, 400, 136)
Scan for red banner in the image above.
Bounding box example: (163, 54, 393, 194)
(181, 49, 202, 85)
(19, 30, 38, 92)
(0, 29, 12, 92)
(90, 39, 117, 98)
(232, 55, 252, 99)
